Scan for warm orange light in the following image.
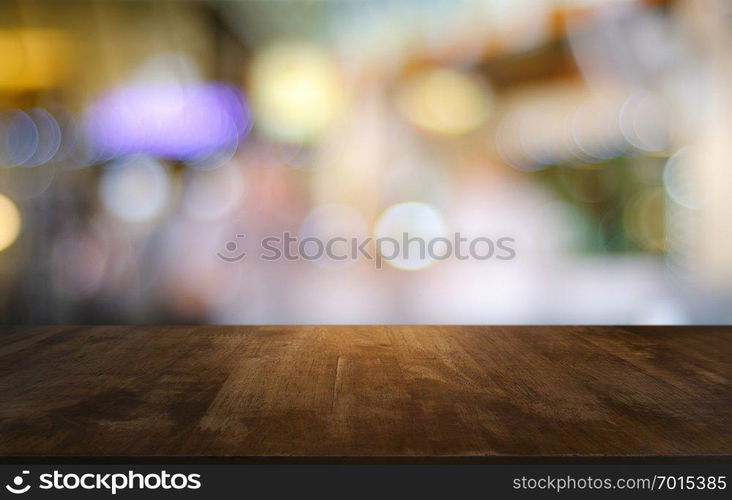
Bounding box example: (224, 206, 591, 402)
(395, 67, 491, 136)
(0, 29, 73, 91)
(0, 194, 21, 252)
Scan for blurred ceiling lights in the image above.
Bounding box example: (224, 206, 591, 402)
(249, 41, 346, 143)
(395, 67, 491, 136)
(85, 83, 251, 161)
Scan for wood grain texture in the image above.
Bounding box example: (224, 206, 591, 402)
(0, 326, 729, 457)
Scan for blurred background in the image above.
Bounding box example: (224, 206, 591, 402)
(0, 0, 730, 324)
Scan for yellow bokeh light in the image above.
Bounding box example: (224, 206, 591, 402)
(624, 187, 666, 253)
(249, 41, 345, 143)
(0, 29, 73, 91)
(0, 194, 21, 252)
(396, 67, 491, 136)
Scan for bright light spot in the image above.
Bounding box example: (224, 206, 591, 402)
(0, 193, 21, 251)
(85, 82, 250, 161)
(100, 156, 171, 223)
(396, 67, 490, 136)
(374, 201, 448, 271)
(250, 41, 345, 143)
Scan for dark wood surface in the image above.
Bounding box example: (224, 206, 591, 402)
(0, 326, 730, 458)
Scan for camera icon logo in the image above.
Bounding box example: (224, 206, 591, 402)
(217, 234, 247, 262)
(5, 470, 30, 494)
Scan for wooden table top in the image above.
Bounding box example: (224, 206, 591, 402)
(0, 325, 730, 460)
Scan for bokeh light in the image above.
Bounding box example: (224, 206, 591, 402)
(624, 187, 666, 252)
(3, 110, 39, 166)
(620, 91, 671, 152)
(396, 67, 491, 136)
(249, 41, 345, 143)
(570, 97, 625, 162)
(0, 193, 21, 252)
(99, 156, 172, 223)
(86, 83, 250, 161)
(0, 0, 728, 324)
(663, 148, 699, 209)
(25, 108, 62, 167)
(374, 202, 448, 271)
(0, 29, 73, 91)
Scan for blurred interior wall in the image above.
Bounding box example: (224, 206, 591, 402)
(680, 0, 732, 292)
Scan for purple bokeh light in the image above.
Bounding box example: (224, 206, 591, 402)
(85, 83, 251, 161)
